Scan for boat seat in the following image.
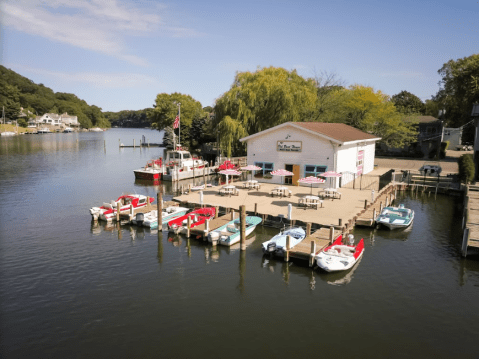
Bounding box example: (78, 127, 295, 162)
(103, 203, 113, 209)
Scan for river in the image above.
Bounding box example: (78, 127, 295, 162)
(1, 128, 479, 358)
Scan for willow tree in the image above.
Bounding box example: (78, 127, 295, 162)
(214, 67, 318, 156)
(316, 85, 417, 148)
(151, 92, 205, 149)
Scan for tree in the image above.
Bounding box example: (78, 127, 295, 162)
(151, 93, 205, 149)
(214, 67, 318, 156)
(314, 85, 417, 147)
(391, 90, 425, 115)
(0, 84, 21, 121)
(436, 54, 479, 128)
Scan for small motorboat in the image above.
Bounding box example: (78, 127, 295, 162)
(89, 194, 154, 222)
(191, 184, 213, 191)
(315, 234, 364, 272)
(261, 226, 306, 256)
(168, 207, 216, 234)
(208, 216, 262, 246)
(138, 206, 189, 229)
(376, 204, 414, 230)
(133, 159, 165, 180)
(63, 127, 73, 133)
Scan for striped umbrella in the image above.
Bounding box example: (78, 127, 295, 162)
(318, 171, 342, 187)
(298, 176, 326, 194)
(271, 169, 294, 185)
(219, 169, 241, 185)
(240, 165, 262, 181)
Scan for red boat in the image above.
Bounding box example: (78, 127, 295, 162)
(89, 194, 155, 222)
(168, 207, 216, 234)
(133, 159, 165, 180)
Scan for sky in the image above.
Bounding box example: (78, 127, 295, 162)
(1, 0, 478, 112)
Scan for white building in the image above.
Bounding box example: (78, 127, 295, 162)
(443, 127, 462, 148)
(239, 122, 380, 188)
(28, 112, 79, 128)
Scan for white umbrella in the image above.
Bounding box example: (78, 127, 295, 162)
(298, 176, 326, 195)
(219, 169, 241, 185)
(240, 165, 262, 181)
(318, 171, 342, 188)
(271, 169, 294, 186)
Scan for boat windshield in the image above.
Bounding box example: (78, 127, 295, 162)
(183, 153, 191, 159)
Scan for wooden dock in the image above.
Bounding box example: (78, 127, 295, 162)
(462, 185, 479, 257)
(355, 184, 397, 227)
(286, 226, 341, 266)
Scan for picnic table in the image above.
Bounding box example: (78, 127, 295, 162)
(219, 185, 239, 196)
(242, 180, 261, 190)
(271, 186, 292, 198)
(319, 188, 341, 200)
(298, 195, 322, 209)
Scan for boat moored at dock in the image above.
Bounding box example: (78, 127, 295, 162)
(262, 226, 306, 256)
(90, 194, 154, 222)
(315, 234, 364, 272)
(137, 206, 189, 229)
(208, 216, 262, 246)
(375, 204, 414, 230)
(168, 207, 216, 234)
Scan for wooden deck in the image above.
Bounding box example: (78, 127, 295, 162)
(355, 185, 397, 227)
(190, 213, 236, 238)
(286, 227, 341, 266)
(462, 185, 479, 255)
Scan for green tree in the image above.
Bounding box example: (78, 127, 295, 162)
(0, 84, 21, 121)
(315, 85, 417, 147)
(391, 90, 425, 115)
(436, 54, 479, 128)
(151, 93, 204, 149)
(214, 67, 318, 156)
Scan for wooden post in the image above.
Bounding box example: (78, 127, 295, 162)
(309, 240, 316, 267)
(215, 206, 219, 218)
(157, 192, 163, 231)
(205, 219, 210, 236)
(329, 226, 335, 242)
(116, 202, 121, 222)
(254, 203, 258, 215)
(240, 205, 246, 251)
(373, 208, 377, 221)
(284, 235, 291, 262)
(231, 210, 235, 220)
(187, 216, 191, 238)
(341, 226, 346, 238)
(306, 222, 312, 236)
(339, 218, 342, 227)
(380, 202, 383, 212)
(364, 199, 368, 209)
(129, 204, 133, 221)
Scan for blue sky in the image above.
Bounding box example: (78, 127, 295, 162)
(1, 0, 478, 112)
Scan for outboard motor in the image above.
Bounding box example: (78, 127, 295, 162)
(267, 242, 277, 253)
(136, 212, 145, 226)
(348, 234, 355, 246)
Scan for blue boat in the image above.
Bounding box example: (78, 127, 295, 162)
(208, 216, 262, 246)
(261, 226, 306, 256)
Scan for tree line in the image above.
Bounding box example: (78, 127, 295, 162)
(0, 65, 110, 128)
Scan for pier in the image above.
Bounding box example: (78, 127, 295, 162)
(462, 184, 479, 257)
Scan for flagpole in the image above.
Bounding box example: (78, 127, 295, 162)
(177, 102, 181, 147)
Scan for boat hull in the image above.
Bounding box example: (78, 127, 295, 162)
(133, 169, 162, 180)
(316, 248, 364, 272)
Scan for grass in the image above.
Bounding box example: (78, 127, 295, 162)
(0, 124, 33, 134)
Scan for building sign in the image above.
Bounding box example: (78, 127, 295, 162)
(277, 141, 302, 152)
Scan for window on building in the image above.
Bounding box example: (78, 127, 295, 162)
(304, 165, 327, 177)
(254, 162, 274, 178)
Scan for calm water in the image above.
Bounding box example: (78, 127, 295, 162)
(1, 129, 479, 358)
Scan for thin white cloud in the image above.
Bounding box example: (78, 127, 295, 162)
(1, 0, 200, 65)
(12, 64, 157, 88)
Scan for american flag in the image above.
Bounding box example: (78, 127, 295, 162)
(173, 112, 180, 129)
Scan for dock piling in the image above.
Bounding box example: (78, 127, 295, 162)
(364, 199, 368, 209)
(284, 235, 291, 262)
(306, 222, 311, 236)
(129, 204, 133, 221)
(309, 240, 316, 267)
(116, 202, 120, 222)
(240, 205, 246, 251)
(339, 218, 342, 227)
(329, 226, 335, 242)
(187, 216, 191, 238)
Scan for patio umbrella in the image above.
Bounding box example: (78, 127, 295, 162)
(318, 171, 342, 188)
(270, 169, 294, 186)
(240, 165, 262, 181)
(218, 169, 241, 185)
(298, 176, 326, 195)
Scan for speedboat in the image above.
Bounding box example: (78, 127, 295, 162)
(89, 194, 154, 222)
(63, 127, 73, 133)
(261, 226, 306, 256)
(137, 206, 189, 229)
(208, 216, 262, 246)
(315, 234, 364, 272)
(168, 207, 216, 234)
(376, 204, 414, 230)
(133, 159, 165, 180)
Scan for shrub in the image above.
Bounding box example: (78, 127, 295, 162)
(458, 154, 475, 183)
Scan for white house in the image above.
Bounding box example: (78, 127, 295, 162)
(28, 112, 79, 128)
(443, 126, 463, 149)
(60, 112, 79, 127)
(239, 122, 381, 188)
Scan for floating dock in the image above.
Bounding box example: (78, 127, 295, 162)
(462, 185, 479, 257)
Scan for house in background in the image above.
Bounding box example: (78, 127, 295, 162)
(28, 112, 79, 129)
(443, 126, 463, 149)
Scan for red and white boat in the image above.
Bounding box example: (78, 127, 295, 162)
(89, 194, 154, 222)
(133, 159, 165, 180)
(168, 207, 216, 234)
(315, 235, 364, 272)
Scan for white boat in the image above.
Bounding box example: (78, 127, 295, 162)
(208, 216, 262, 246)
(37, 128, 51, 134)
(0, 131, 16, 136)
(89, 194, 154, 222)
(376, 204, 414, 230)
(191, 183, 214, 191)
(261, 226, 306, 256)
(135, 206, 189, 228)
(315, 234, 365, 272)
(63, 127, 73, 133)
(162, 148, 213, 181)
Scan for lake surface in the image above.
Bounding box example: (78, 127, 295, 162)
(1, 128, 479, 358)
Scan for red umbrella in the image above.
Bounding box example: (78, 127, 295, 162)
(298, 176, 326, 194)
(271, 169, 294, 186)
(240, 165, 262, 181)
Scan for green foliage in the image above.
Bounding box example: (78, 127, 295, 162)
(214, 67, 317, 156)
(459, 154, 475, 184)
(436, 54, 479, 128)
(424, 99, 440, 117)
(391, 90, 425, 115)
(440, 141, 449, 159)
(0, 65, 109, 128)
(315, 85, 417, 147)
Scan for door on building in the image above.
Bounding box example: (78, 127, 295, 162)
(284, 164, 293, 185)
(285, 164, 300, 185)
(292, 165, 300, 185)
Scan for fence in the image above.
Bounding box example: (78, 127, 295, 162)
(340, 171, 380, 191)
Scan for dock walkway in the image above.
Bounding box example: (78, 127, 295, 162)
(462, 185, 479, 257)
